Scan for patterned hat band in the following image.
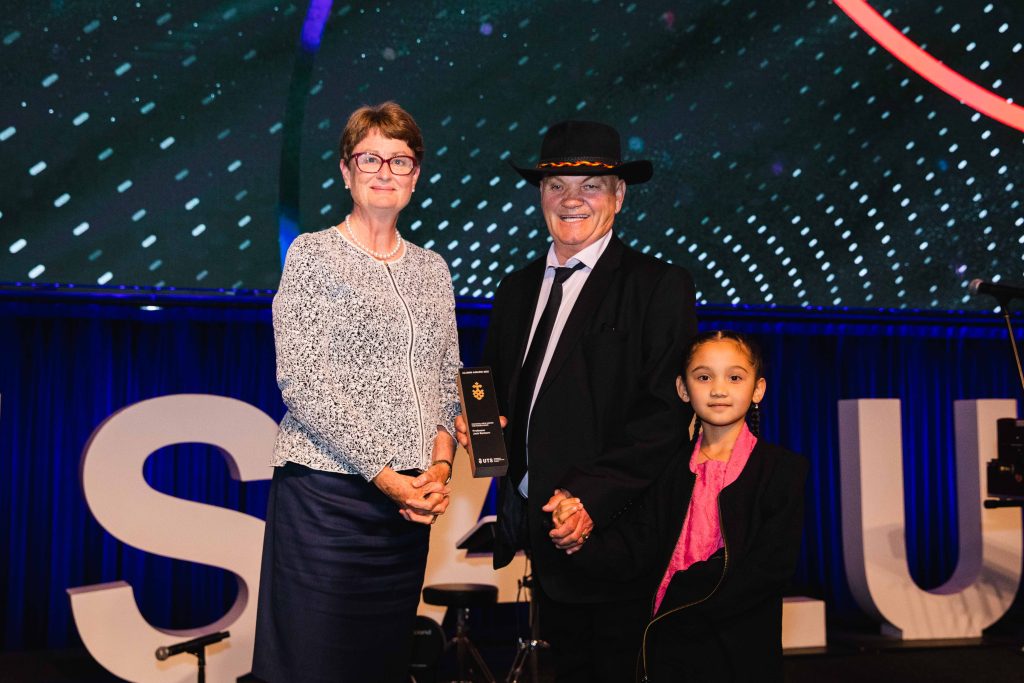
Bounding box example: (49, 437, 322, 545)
(512, 121, 652, 185)
(537, 159, 619, 169)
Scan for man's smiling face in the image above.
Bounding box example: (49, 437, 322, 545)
(539, 174, 626, 263)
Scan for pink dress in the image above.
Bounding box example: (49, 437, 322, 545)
(653, 423, 757, 614)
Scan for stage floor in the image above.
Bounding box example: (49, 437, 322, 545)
(2, 638, 1023, 683)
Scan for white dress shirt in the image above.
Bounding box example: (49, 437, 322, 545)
(518, 229, 614, 497)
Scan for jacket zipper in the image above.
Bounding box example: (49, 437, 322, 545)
(384, 263, 426, 464)
(638, 497, 730, 682)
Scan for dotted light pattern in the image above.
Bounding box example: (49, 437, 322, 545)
(0, 2, 300, 290)
(2, 1, 1023, 310)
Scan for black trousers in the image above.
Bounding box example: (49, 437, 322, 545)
(534, 581, 651, 683)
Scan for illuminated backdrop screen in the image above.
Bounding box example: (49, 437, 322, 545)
(2, 0, 1022, 310)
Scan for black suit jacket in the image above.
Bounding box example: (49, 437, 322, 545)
(570, 440, 809, 682)
(484, 233, 698, 603)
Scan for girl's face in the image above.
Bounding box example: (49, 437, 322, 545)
(676, 339, 766, 429)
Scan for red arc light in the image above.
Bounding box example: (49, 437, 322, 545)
(834, 0, 1024, 133)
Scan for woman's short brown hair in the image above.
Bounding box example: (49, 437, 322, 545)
(338, 101, 425, 162)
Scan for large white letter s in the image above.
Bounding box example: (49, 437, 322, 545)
(68, 395, 277, 683)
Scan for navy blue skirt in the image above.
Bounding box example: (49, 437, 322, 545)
(253, 462, 430, 683)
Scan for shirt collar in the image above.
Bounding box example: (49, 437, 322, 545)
(544, 229, 614, 273)
(690, 422, 758, 480)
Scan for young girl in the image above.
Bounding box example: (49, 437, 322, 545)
(558, 330, 808, 682)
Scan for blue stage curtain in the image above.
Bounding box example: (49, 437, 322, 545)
(0, 297, 284, 649)
(1, 293, 1021, 649)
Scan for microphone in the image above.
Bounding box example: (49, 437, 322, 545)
(155, 631, 230, 661)
(968, 279, 1024, 303)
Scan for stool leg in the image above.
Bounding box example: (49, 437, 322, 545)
(449, 607, 495, 683)
(464, 638, 495, 683)
(456, 608, 468, 680)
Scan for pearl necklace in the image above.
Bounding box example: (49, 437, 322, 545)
(344, 216, 403, 261)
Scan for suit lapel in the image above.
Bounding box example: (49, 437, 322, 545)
(535, 234, 625, 400)
(506, 257, 547, 419)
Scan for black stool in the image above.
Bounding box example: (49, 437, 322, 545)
(422, 583, 498, 683)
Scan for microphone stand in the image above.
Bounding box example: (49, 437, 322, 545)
(155, 631, 230, 683)
(506, 555, 549, 683)
(988, 298, 1024, 661)
(995, 295, 1024, 396)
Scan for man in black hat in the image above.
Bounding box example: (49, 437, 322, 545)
(456, 120, 698, 680)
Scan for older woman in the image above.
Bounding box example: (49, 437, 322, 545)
(253, 102, 460, 683)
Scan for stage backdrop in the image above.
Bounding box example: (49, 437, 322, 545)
(2, 0, 1024, 310)
(1, 290, 1022, 651)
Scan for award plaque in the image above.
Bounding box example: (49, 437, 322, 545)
(456, 367, 509, 477)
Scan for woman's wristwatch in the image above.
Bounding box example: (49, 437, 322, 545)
(433, 459, 453, 485)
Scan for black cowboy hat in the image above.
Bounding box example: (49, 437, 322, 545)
(511, 119, 653, 186)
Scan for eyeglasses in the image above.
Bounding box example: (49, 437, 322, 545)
(348, 152, 419, 176)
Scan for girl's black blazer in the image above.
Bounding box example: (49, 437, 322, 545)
(572, 438, 809, 682)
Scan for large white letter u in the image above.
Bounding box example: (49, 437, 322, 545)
(839, 399, 1021, 639)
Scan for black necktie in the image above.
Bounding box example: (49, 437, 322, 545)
(510, 262, 586, 488)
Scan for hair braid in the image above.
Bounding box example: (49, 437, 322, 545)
(747, 402, 761, 438)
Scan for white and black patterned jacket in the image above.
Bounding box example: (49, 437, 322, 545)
(271, 228, 461, 480)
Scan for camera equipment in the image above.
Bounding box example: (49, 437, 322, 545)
(971, 278, 1024, 507)
(985, 418, 1024, 503)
